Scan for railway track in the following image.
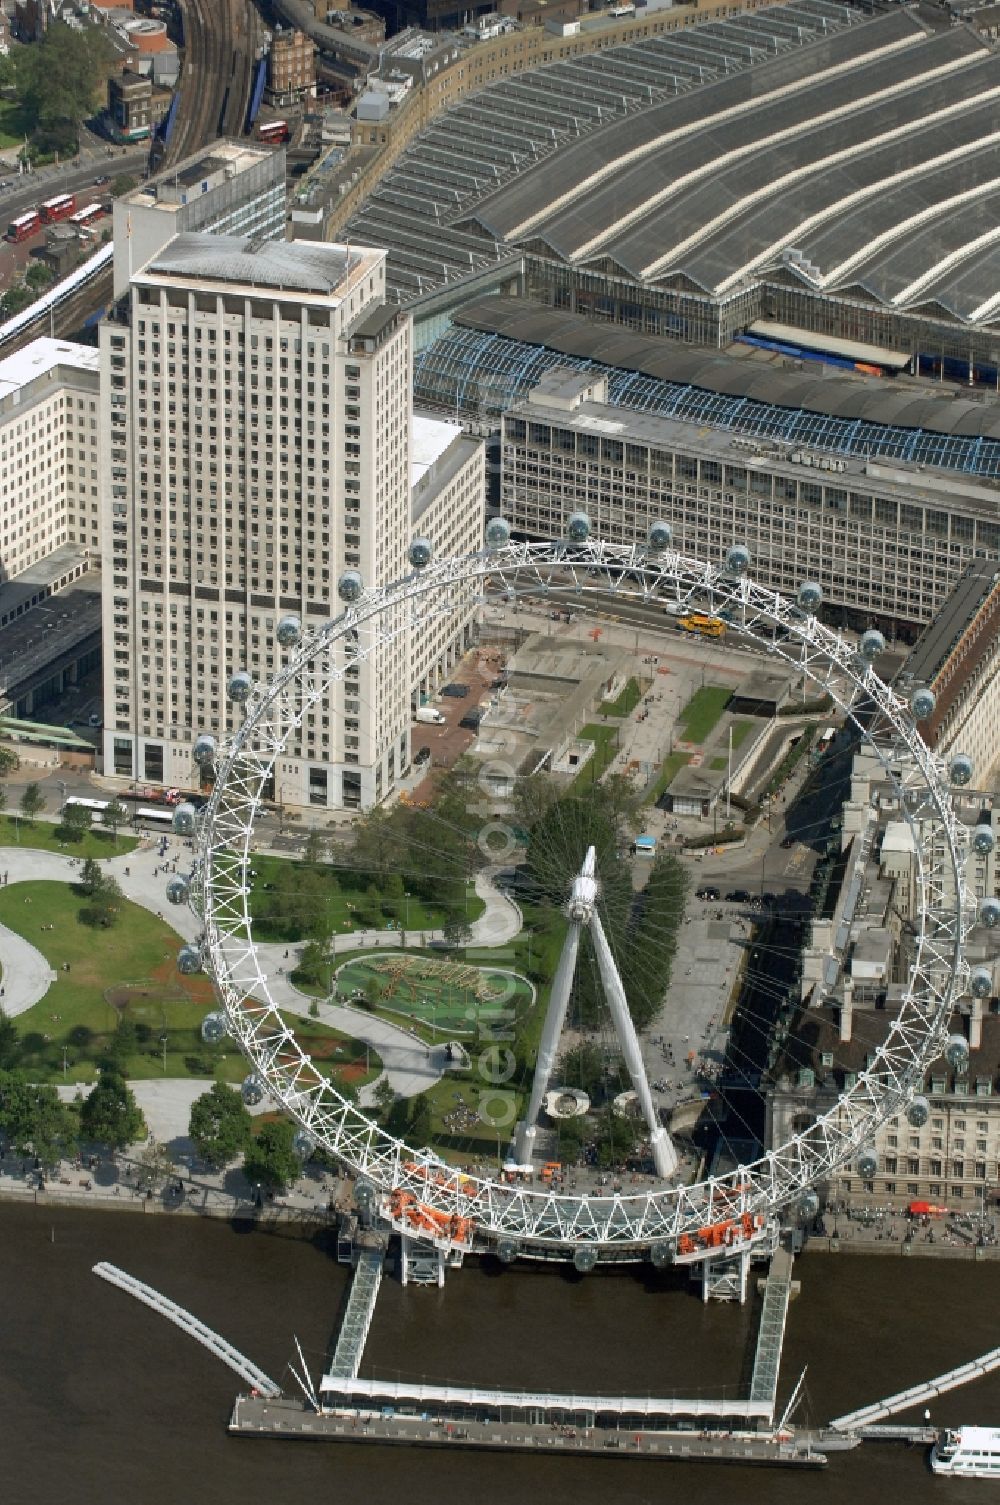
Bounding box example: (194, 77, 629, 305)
(0, 1, 258, 354)
(168, 0, 256, 168)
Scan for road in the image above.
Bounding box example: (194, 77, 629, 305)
(0, 149, 149, 285)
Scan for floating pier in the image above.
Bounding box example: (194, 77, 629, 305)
(229, 1394, 827, 1467)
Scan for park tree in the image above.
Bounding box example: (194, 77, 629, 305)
(189, 1083, 252, 1169)
(103, 801, 129, 845)
(372, 1077, 396, 1120)
(58, 801, 92, 843)
(556, 1113, 588, 1165)
(442, 914, 473, 948)
(0, 1009, 18, 1070)
(1, 286, 33, 319)
(302, 828, 326, 867)
(560, 1041, 611, 1103)
(292, 937, 332, 990)
(81, 873, 122, 929)
(80, 1067, 145, 1150)
(19, 783, 45, 826)
(595, 1107, 643, 1171)
(111, 173, 136, 197)
(15, 22, 115, 152)
(105, 1015, 137, 1072)
(243, 1118, 299, 1191)
(136, 1138, 175, 1192)
(0, 1070, 76, 1166)
(78, 856, 104, 897)
(0, 747, 19, 777)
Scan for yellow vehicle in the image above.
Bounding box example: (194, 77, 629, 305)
(678, 612, 725, 638)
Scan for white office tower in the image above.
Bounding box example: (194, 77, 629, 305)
(100, 233, 469, 810)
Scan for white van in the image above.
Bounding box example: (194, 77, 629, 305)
(415, 706, 446, 725)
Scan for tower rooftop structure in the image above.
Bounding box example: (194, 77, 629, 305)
(112, 138, 287, 299)
(145, 234, 373, 298)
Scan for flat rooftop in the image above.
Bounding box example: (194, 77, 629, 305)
(411, 410, 464, 489)
(124, 139, 276, 215)
(143, 235, 381, 300)
(0, 337, 99, 401)
(513, 391, 1000, 523)
(903, 557, 1000, 688)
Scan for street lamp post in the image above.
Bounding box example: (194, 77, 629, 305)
(726, 724, 733, 823)
(160, 1033, 168, 1075)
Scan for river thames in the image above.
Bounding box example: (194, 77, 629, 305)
(2, 1201, 999, 1505)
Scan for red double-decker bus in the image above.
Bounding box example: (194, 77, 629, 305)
(257, 120, 289, 144)
(70, 203, 104, 235)
(6, 210, 41, 242)
(40, 193, 76, 224)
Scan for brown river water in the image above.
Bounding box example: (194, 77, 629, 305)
(2, 1201, 999, 1505)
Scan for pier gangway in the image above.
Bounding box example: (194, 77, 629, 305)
(93, 1261, 282, 1398)
(325, 1249, 384, 1382)
(749, 1246, 794, 1420)
(828, 1344, 1000, 1433)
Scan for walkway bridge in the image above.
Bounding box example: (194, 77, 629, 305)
(829, 1344, 1000, 1433)
(749, 1246, 795, 1419)
(93, 1262, 282, 1398)
(325, 1249, 384, 1382)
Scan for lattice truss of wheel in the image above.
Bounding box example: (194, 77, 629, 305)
(176, 524, 977, 1262)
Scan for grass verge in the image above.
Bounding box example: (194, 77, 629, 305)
(677, 685, 732, 743)
(0, 815, 138, 858)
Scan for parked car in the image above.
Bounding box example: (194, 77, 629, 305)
(93, 174, 111, 186)
(695, 886, 721, 901)
(725, 889, 751, 903)
(414, 745, 431, 765)
(441, 683, 470, 698)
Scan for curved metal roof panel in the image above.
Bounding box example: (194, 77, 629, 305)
(833, 190, 1000, 316)
(546, 29, 986, 270)
(470, 8, 923, 241)
(675, 105, 1000, 295)
(602, 48, 1000, 282)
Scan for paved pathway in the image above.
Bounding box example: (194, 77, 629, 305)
(0, 916, 56, 1018)
(0, 834, 522, 1129)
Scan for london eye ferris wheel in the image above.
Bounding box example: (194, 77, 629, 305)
(170, 518, 979, 1269)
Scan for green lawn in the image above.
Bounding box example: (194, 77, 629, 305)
(648, 750, 690, 804)
(0, 879, 377, 1090)
(730, 719, 755, 750)
(599, 677, 644, 717)
(573, 723, 620, 786)
(422, 1072, 524, 1159)
(710, 756, 727, 771)
(677, 685, 732, 744)
(249, 851, 484, 944)
(0, 815, 137, 858)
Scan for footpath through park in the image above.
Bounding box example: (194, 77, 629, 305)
(0, 832, 523, 1142)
